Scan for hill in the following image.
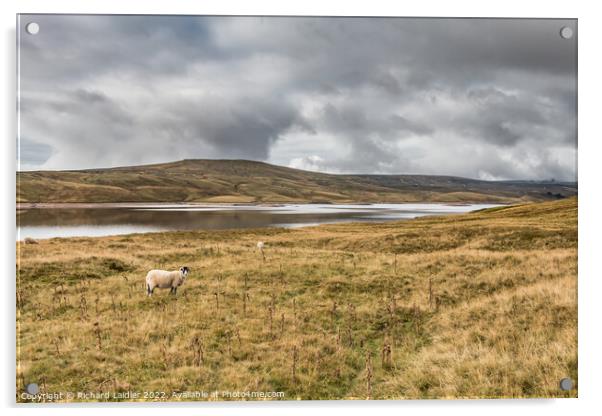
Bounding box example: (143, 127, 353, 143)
(16, 159, 577, 204)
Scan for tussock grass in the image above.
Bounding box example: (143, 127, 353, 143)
(16, 197, 577, 401)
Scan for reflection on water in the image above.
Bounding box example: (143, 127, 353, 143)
(17, 203, 499, 240)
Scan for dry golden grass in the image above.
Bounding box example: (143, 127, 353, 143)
(16, 197, 577, 401)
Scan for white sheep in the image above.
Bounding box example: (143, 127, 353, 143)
(146, 266, 189, 296)
(257, 241, 266, 261)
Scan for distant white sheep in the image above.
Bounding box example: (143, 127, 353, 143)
(146, 266, 189, 296)
(257, 241, 266, 261)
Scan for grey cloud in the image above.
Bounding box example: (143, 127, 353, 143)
(175, 97, 303, 160)
(368, 70, 404, 95)
(318, 104, 432, 138)
(18, 15, 577, 180)
(388, 115, 433, 136)
(19, 15, 218, 83)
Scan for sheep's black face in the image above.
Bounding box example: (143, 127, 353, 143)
(180, 266, 190, 278)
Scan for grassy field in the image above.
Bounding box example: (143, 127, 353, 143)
(16, 197, 577, 401)
(17, 159, 577, 204)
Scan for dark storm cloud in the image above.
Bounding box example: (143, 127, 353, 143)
(155, 96, 306, 160)
(18, 15, 577, 180)
(19, 15, 218, 82)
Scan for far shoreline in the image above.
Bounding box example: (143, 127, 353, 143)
(16, 201, 500, 210)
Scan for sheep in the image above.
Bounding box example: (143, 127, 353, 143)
(146, 266, 189, 297)
(257, 241, 266, 262)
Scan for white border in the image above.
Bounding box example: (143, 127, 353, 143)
(2, 1, 601, 415)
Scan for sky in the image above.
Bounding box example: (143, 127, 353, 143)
(18, 15, 577, 181)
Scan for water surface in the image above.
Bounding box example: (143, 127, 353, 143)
(17, 203, 500, 240)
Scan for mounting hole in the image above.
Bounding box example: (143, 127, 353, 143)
(560, 26, 573, 40)
(559, 377, 573, 391)
(25, 22, 40, 35)
(26, 383, 39, 394)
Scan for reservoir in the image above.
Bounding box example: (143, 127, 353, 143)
(16, 203, 500, 240)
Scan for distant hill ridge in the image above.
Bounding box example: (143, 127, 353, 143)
(16, 159, 577, 204)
